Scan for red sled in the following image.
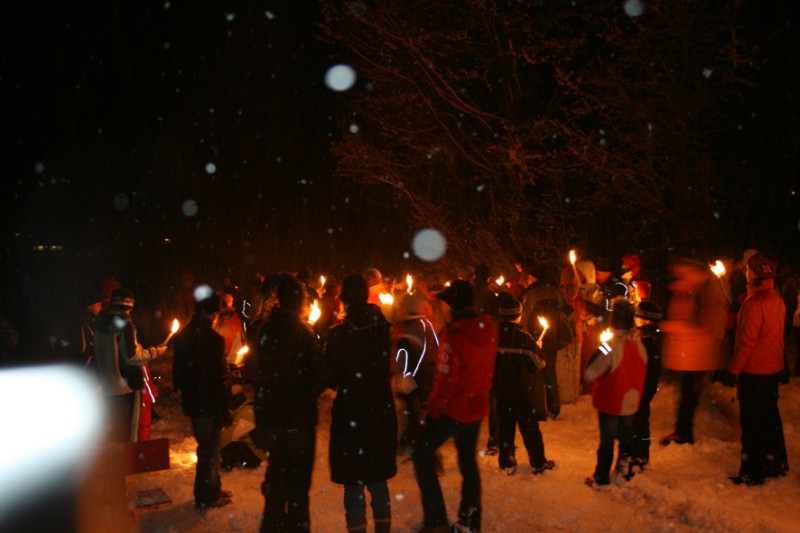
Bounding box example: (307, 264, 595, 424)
(123, 438, 170, 475)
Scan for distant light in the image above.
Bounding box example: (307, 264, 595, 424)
(412, 228, 447, 262)
(32, 245, 64, 252)
(182, 199, 199, 217)
(113, 193, 130, 211)
(325, 64, 357, 92)
(162, 238, 172, 244)
(205, 162, 217, 175)
(623, 0, 645, 17)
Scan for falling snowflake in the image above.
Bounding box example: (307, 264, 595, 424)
(194, 284, 214, 302)
(325, 64, 357, 92)
(702, 68, 713, 79)
(205, 162, 217, 174)
(623, 0, 645, 17)
(411, 228, 447, 262)
(182, 199, 199, 217)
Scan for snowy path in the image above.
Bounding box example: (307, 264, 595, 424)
(128, 356, 800, 533)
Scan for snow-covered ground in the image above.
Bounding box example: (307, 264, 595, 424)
(125, 352, 800, 533)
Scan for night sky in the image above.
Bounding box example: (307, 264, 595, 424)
(1, 1, 798, 349)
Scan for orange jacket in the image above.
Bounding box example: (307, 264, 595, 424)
(729, 279, 785, 375)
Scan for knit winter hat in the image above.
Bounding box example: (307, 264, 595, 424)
(748, 252, 777, 279)
(497, 295, 522, 319)
(110, 288, 135, 309)
(437, 280, 474, 311)
(362, 268, 383, 288)
(195, 294, 221, 315)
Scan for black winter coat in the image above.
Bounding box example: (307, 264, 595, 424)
(254, 308, 327, 430)
(327, 304, 397, 485)
(172, 314, 231, 419)
(493, 321, 547, 421)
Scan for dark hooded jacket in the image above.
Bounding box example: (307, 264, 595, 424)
(254, 308, 327, 430)
(172, 313, 231, 419)
(494, 321, 547, 421)
(326, 303, 397, 485)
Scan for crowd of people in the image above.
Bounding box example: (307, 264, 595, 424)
(1, 248, 798, 533)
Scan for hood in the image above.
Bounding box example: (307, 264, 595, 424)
(450, 314, 497, 347)
(344, 303, 391, 331)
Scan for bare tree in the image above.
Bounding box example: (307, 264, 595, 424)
(318, 1, 760, 277)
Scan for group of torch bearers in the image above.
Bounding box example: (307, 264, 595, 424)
(96, 245, 787, 526)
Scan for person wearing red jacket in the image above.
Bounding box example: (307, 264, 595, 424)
(728, 252, 788, 485)
(583, 300, 647, 487)
(413, 280, 498, 533)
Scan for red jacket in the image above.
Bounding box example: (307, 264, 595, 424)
(729, 279, 785, 375)
(428, 312, 498, 423)
(584, 332, 647, 416)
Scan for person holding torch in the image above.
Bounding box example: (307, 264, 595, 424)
(583, 300, 648, 487)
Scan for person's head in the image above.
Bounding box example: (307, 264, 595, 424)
(109, 288, 135, 312)
(746, 252, 778, 287)
(497, 295, 522, 323)
(437, 280, 474, 313)
(611, 300, 635, 330)
(473, 264, 490, 284)
(195, 294, 220, 317)
(340, 274, 368, 308)
(322, 276, 340, 298)
(277, 273, 306, 313)
(218, 292, 234, 309)
(82, 291, 104, 313)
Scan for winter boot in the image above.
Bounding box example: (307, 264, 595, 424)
(374, 511, 391, 533)
(346, 517, 367, 533)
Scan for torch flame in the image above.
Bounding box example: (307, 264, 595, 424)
(569, 249, 577, 265)
(406, 274, 413, 294)
(170, 319, 180, 334)
(538, 316, 549, 330)
(600, 328, 613, 343)
(379, 292, 394, 306)
(308, 300, 321, 324)
(710, 260, 726, 277)
(495, 275, 505, 287)
(320, 275, 326, 287)
(237, 345, 249, 356)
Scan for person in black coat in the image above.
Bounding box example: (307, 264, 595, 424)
(494, 295, 554, 476)
(327, 274, 397, 533)
(172, 293, 233, 509)
(254, 273, 328, 533)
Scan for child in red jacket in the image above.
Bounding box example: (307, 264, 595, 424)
(584, 300, 647, 486)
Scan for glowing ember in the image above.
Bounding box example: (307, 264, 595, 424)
(600, 328, 613, 343)
(234, 345, 250, 365)
(710, 260, 726, 277)
(308, 300, 321, 324)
